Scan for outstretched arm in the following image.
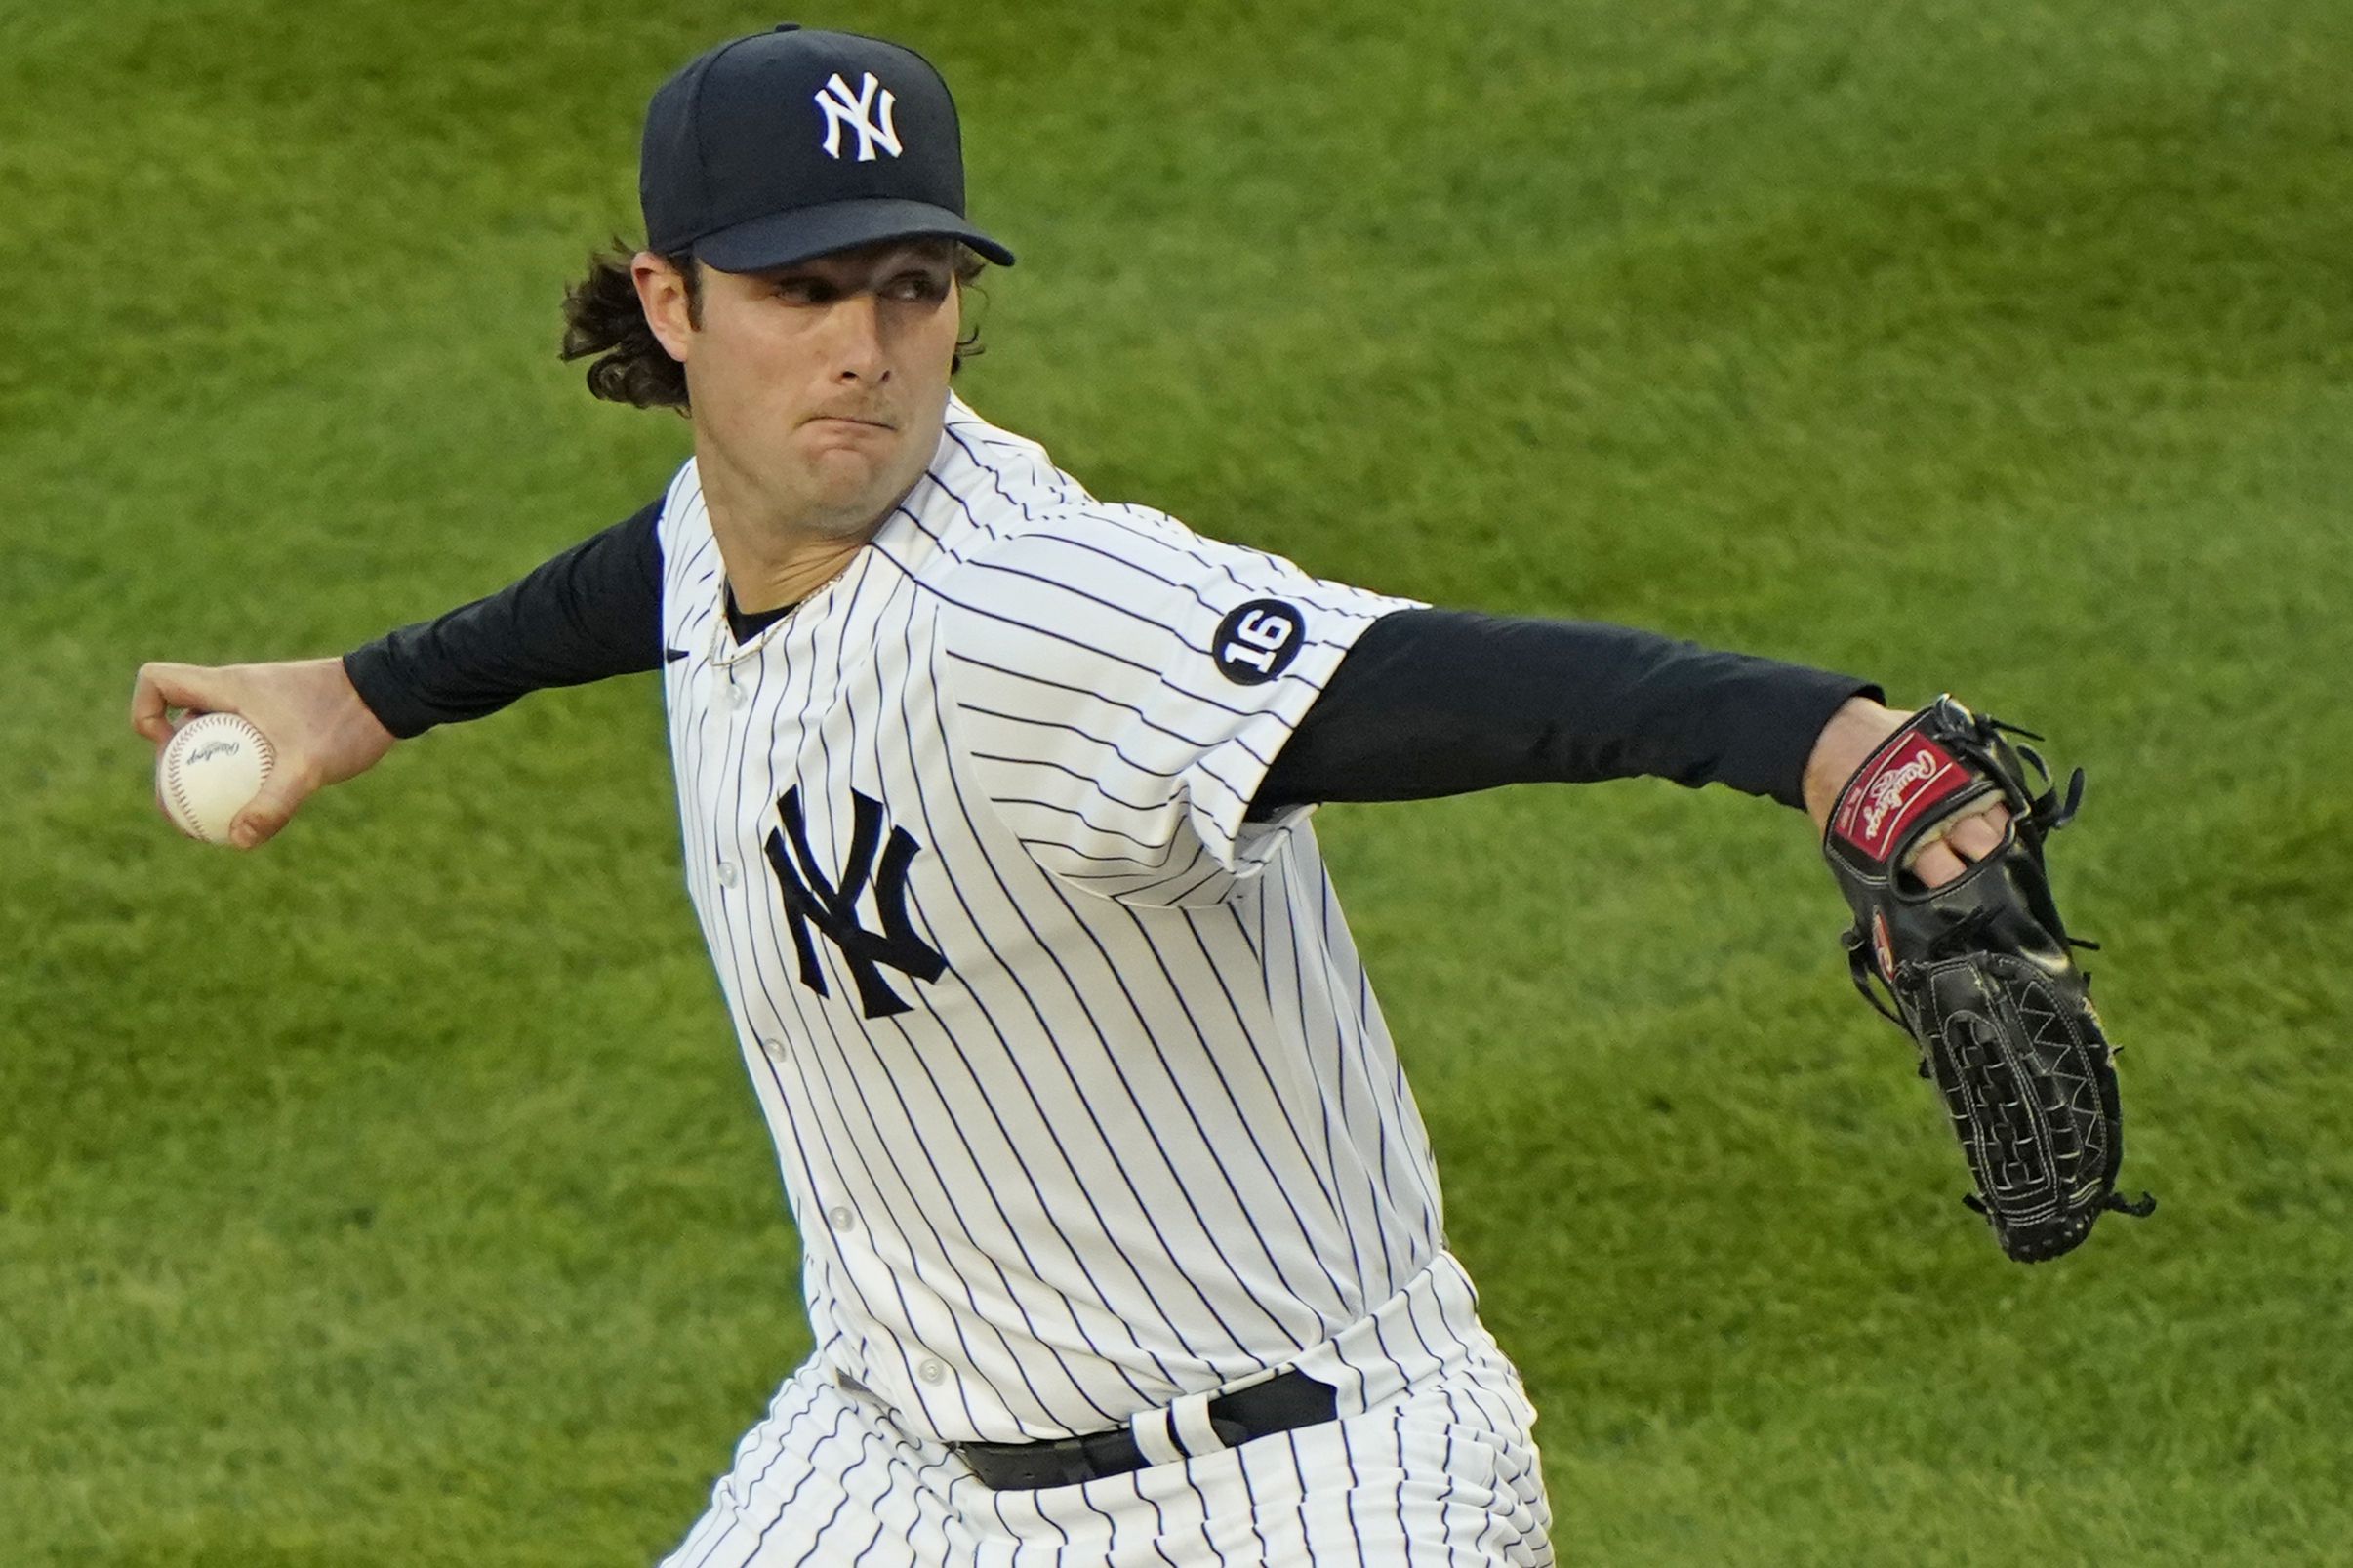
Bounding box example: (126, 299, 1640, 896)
(1252, 609, 2004, 886)
(130, 498, 665, 848)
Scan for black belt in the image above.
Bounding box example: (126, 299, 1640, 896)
(952, 1369, 1338, 1490)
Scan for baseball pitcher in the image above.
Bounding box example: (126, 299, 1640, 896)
(131, 25, 2145, 1565)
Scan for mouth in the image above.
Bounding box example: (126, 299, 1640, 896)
(804, 414, 896, 432)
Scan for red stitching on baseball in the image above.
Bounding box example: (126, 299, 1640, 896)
(166, 715, 273, 842)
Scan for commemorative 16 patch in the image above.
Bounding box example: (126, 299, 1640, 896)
(1212, 599, 1306, 685)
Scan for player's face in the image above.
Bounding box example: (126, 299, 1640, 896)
(650, 239, 963, 538)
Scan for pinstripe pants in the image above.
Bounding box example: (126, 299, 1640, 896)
(658, 1254, 1554, 1567)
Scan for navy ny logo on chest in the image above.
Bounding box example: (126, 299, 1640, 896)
(763, 786, 946, 1019)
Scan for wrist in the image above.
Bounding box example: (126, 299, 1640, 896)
(1803, 697, 1905, 829)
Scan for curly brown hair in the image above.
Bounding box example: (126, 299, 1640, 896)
(558, 241, 991, 411)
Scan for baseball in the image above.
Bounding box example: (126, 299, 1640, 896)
(158, 712, 275, 844)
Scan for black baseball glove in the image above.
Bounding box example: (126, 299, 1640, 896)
(1822, 696, 2154, 1263)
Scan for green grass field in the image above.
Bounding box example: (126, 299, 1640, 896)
(6, 1, 2350, 1562)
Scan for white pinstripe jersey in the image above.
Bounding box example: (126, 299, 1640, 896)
(657, 395, 1437, 1448)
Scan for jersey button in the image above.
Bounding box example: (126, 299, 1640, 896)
(826, 1205, 856, 1231)
(759, 1036, 789, 1062)
(716, 860, 741, 888)
(916, 1358, 948, 1386)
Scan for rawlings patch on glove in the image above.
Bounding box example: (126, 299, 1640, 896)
(1823, 696, 2155, 1263)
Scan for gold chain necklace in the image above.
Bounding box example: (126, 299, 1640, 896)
(706, 550, 863, 670)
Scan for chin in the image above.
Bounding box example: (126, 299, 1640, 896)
(805, 503, 894, 541)
(800, 473, 916, 539)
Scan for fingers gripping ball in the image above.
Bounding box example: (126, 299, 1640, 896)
(158, 713, 276, 844)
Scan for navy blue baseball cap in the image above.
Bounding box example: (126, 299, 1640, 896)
(640, 23, 1015, 273)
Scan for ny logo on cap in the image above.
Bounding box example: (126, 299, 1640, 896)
(815, 71, 903, 162)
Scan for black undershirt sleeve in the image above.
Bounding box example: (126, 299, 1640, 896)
(342, 498, 666, 739)
(1253, 608, 1880, 817)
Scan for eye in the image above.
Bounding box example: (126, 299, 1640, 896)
(773, 276, 834, 304)
(885, 271, 951, 303)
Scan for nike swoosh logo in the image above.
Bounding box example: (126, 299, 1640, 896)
(665, 647, 690, 664)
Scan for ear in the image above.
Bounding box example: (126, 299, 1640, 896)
(630, 252, 695, 364)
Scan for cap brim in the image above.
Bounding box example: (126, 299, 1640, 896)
(692, 197, 1015, 272)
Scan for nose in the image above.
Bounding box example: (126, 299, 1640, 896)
(823, 292, 890, 385)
